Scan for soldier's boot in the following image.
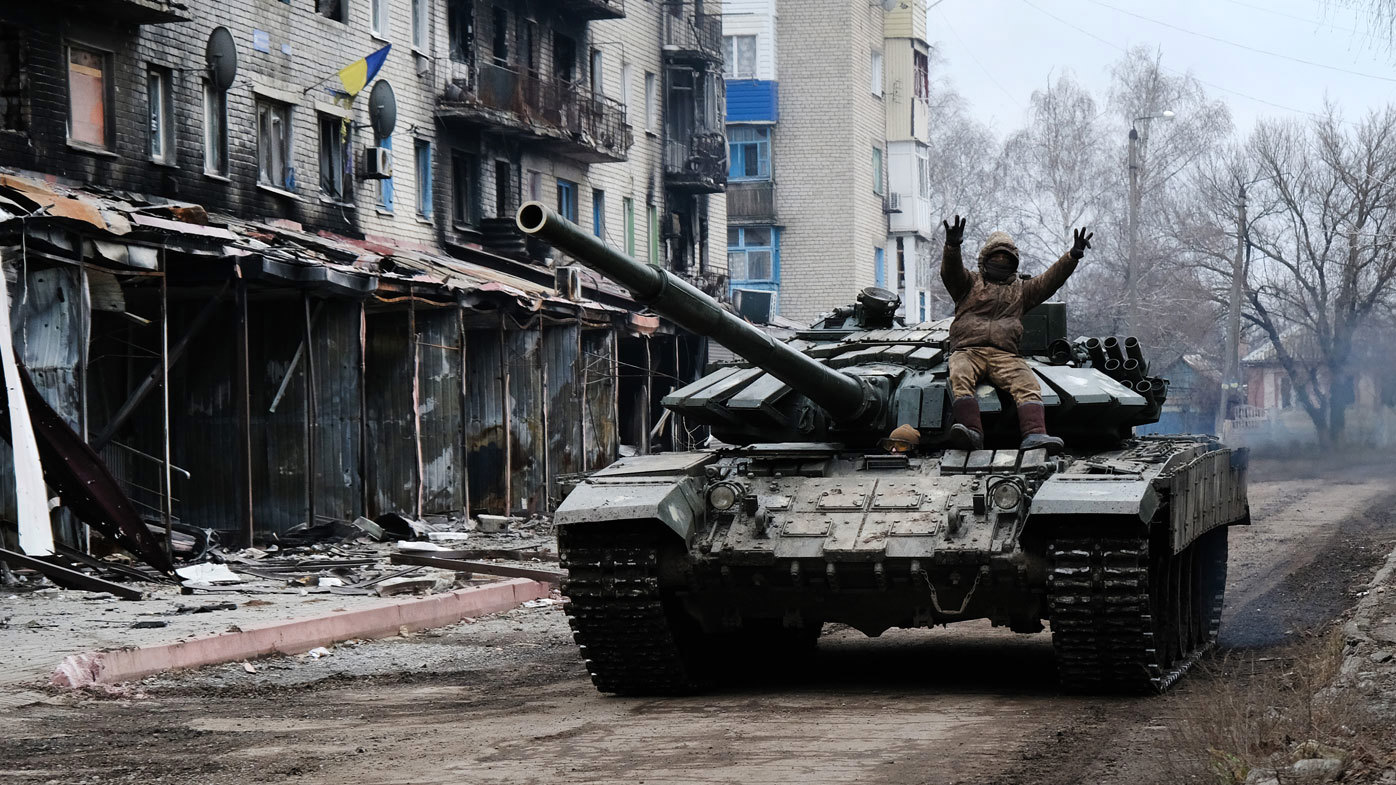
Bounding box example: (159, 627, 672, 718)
(949, 396, 984, 451)
(1017, 401, 1064, 454)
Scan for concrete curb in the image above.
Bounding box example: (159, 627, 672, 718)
(49, 578, 551, 688)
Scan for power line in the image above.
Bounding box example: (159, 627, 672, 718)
(1016, 0, 1331, 121)
(1215, 0, 1363, 36)
(1086, 0, 1396, 84)
(938, 12, 1025, 110)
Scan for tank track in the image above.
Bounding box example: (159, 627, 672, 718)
(1048, 529, 1227, 693)
(560, 533, 701, 696)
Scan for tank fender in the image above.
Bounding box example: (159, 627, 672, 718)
(554, 475, 705, 544)
(1027, 475, 1160, 522)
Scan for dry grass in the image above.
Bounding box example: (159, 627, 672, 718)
(1163, 628, 1396, 784)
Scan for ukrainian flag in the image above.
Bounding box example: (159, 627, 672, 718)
(337, 44, 391, 96)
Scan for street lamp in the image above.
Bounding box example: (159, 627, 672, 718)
(1125, 110, 1175, 334)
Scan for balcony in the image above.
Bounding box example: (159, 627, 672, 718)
(664, 132, 727, 193)
(727, 180, 775, 224)
(437, 62, 633, 164)
(56, 0, 190, 23)
(558, 0, 625, 20)
(663, 5, 723, 64)
(887, 192, 935, 237)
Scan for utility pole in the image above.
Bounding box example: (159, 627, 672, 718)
(1216, 182, 1247, 437)
(1126, 127, 1140, 335)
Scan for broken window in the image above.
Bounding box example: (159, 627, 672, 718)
(723, 35, 756, 79)
(448, 0, 472, 63)
(494, 159, 510, 217)
(913, 50, 929, 100)
(554, 33, 576, 83)
(319, 112, 351, 201)
(451, 150, 477, 226)
(492, 6, 509, 66)
(67, 44, 110, 148)
(0, 25, 29, 134)
(147, 67, 172, 162)
(521, 20, 538, 76)
(317, 0, 347, 23)
(204, 81, 227, 175)
(257, 99, 294, 190)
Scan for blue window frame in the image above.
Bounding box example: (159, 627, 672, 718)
(415, 140, 432, 218)
(592, 188, 606, 238)
(728, 226, 780, 317)
(728, 126, 771, 181)
(557, 178, 578, 223)
(874, 247, 886, 287)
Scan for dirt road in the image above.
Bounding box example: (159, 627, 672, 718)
(2, 458, 1393, 785)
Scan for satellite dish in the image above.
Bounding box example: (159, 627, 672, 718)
(368, 80, 398, 137)
(205, 27, 238, 92)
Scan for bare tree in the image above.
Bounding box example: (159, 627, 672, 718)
(1204, 106, 1396, 445)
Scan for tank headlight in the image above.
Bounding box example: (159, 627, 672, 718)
(989, 480, 1023, 510)
(708, 482, 741, 512)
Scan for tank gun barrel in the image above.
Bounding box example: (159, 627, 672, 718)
(516, 202, 876, 424)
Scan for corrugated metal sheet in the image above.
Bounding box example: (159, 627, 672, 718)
(464, 327, 507, 515)
(250, 300, 309, 534)
(726, 79, 779, 124)
(171, 298, 238, 535)
(417, 308, 463, 516)
(582, 329, 618, 471)
(507, 327, 546, 514)
(543, 325, 583, 505)
(311, 300, 363, 523)
(364, 310, 416, 517)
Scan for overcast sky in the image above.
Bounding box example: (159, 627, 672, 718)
(930, 0, 1396, 138)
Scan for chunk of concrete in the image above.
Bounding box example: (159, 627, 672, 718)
(1288, 758, 1344, 782)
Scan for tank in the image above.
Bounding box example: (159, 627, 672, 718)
(517, 202, 1249, 695)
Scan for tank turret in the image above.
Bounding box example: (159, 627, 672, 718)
(517, 202, 1166, 449)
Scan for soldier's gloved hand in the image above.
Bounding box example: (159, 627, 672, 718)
(943, 215, 966, 246)
(1072, 227, 1094, 259)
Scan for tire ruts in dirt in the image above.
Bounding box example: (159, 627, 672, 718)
(1047, 531, 1227, 693)
(560, 534, 700, 695)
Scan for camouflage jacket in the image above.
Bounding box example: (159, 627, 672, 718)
(941, 243, 1078, 353)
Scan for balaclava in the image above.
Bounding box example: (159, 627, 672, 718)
(977, 231, 1021, 283)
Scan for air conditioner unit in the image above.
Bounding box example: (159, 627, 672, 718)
(733, 288, 775, 324)
(555, 265, 583, 301)
(362, 146, 393, 179)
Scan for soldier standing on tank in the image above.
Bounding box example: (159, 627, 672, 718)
(940, 215, 1092, 454)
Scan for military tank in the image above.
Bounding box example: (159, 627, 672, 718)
(516, 202, 1249, 696)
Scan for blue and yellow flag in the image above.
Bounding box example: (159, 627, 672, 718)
(337, 44, 391, 96)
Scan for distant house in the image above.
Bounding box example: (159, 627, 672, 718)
(1137, 354, 1220, 436)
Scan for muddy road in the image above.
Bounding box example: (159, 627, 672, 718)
(2, 457, 1393, 785)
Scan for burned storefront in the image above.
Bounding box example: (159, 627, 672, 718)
(0, 173, 704, 553)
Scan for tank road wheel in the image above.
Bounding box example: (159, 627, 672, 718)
(559, 524, 708, 696)
(1048, 526, 1229, 694)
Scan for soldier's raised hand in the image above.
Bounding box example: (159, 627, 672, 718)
(1072, 227, 1094, 259)
(943, 215, 967, 246)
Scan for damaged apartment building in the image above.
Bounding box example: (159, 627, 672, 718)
(0, 0, 727, 548)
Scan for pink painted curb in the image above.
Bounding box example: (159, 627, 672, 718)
(50, 578, 551, 688)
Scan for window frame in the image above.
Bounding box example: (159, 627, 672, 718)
(874, 247, 886, 287)
(644, 71, 657, 133)
(376, 134, 394, 212)
(592, 188, 606, 239)
(870, 49, 884, 97)
(727, 226, 777, 284)
(647, 203, 659, 265)
(147, 66, 173, 163)
(66, 42, 113, 150)
(371, 0, 390, 38)
(412, 0, 428, 50)
(557, 178, 579, 223)
(318, 112, 353, 203)
(451, 149, 479, 227)
(415, 139, 433, 219)
(0, 25, 30, 134)
(257, 98, 295, 191)
(723, 35, 756, 79)
(622, 196, 635, 256)
(872, 146, 884, 195)
(727, 126, 771, 182)
(492, 6, 510, 66)
(203, 81, 228, 176)
(317, 0, 348, 23)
